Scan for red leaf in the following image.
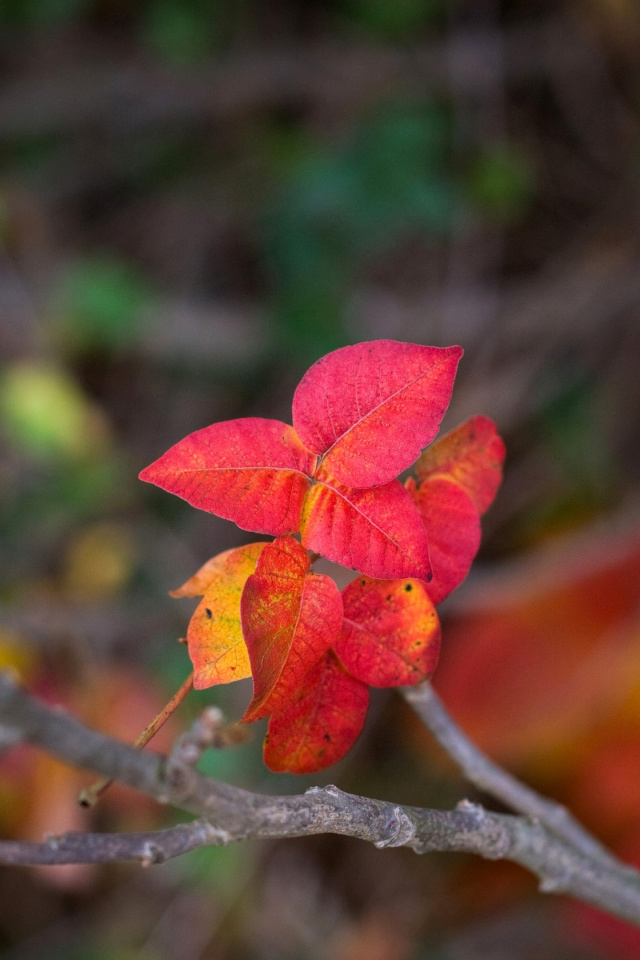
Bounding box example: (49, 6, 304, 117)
(336, 576, 440, 686)
(176, 543, 267, 689)
(407, 476, 480, 605)
(414, 415, 505, 515)
(139, 419, 317, 536)
(292, 340, 463, 487)
(264, 650, 369, 774)
(300, 467, 431, 582)
(241, 537, 343, 721)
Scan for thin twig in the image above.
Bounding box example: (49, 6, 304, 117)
(79, 671, 194, 807)
(402, 682, 620, 870)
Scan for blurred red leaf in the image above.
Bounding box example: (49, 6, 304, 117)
(336, 576, 440, 686)
(139, 418, 317, 536)
(264, 650, 369, 773)
(433, 520, 640, 769)
(241, 537, 343, 721)
(292, 341, 462, 488)
(301, 467, 431, 582)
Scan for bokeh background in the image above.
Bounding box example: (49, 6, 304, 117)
(2, 1, 640, 957)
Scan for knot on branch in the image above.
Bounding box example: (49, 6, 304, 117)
(140, 842, 166, 868)
(305, 784, 350, 806)
(201, 820, 236, 847)
(374, 806, 417, 849)
(455, 799, 486, 823)
(161, 706, 227, 801)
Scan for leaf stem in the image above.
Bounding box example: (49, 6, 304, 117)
(78, 671, 194, 807)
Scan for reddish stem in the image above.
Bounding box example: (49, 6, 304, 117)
(78, 671, 194, 808)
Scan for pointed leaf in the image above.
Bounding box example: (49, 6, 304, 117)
(336, 576, 441, 686)
(414, 415, 505, 515)
(292, 340, 463, 487)
(408, 476, 480, 604)
(170, 541, 267, 598)
(139, 419, 317, 536)
(264, 650, 369, 774)
(300, 468, 431, 582)
(178, 543, 267, 689)
(241, 537, 343, 721)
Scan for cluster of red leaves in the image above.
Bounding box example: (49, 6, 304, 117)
(141, 340, 504, 773)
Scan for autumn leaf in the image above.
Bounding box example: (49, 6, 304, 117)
(434, 521, 640, 769)
(264, 650, 369, 774)
(301, 467, 432, 582)
(407, 415, 504, 603)
(139, 419, 317, 536)
(172, 543, 267, 689)
(407, 477, 481, 605)
(170, 541, 267, 599)
(292, 340, 463, 488)
(241, 537, 343, 721)
(336, 576, 441, 686)
(414, 415, 505, 515)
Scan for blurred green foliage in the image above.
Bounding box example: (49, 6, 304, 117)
(142, 0, 238, 64)
(54, 256, 153, 354)
(266, 104, 457, 357)
(467, 144, 534, 224)
(0, 362, 107, 460)
(344, 0, 443, 38)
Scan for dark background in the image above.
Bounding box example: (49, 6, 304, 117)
(2, 1, 640, 958)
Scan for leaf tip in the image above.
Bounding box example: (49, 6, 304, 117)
(138, 462, 159, 484)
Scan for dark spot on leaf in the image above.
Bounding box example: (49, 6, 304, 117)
(361, 579, 366, 586)
(323, 733, 331, 741)
(426, 572, 433, 582)
(404, 584, 412, 592)
(386, 595, 391, 601)
(205, 608, 213, 619)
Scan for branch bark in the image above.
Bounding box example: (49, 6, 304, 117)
(402, 682, 621, 870)
(1, 672, 640, 926)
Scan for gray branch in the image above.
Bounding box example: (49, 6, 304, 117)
(1, 673, 640, 927)
(402, 682, 621, 870)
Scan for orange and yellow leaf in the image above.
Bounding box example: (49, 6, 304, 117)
(170, 541, 267, 599)
(181, 543, 267, 688)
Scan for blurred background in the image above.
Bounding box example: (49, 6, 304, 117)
(1, 0, 640, 957)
